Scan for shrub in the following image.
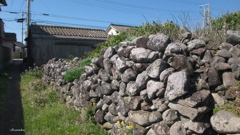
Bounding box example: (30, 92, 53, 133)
(78, 58, 92, 67)
(64, 68, 84, 82)
(87, 21, 181, 58)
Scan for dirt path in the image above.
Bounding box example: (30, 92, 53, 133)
(0, 59, 24, 135)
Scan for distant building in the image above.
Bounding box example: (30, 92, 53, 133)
(27, 25, 108, 66)
(106, 24, 134, 37)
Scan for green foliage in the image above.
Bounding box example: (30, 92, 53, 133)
(87, 21, 180, 58)
(64, 68, 84, 82)
(78, 58, 92, 67)
(87, 32, 127, 58)
(211, 11, 240, 31)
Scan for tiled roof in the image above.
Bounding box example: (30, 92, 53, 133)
(106, 24, 134, 33)
(30, 25, 108, 39)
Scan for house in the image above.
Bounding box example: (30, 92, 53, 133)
(106, 24, 134, 37)
(2, 32, 17, 56)
(27, 25, 108, 66)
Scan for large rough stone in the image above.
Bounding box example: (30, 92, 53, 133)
(98, 69, 110, 82)
(168, 55, 193, 75)
(147, 33, 171, 52)
(151, 98, 169, 112)
(94, 109, 106, 124)
(151, 121, 170, 135)
(101, 82, 114, 95)
(103, 58, 113, 74)
(210, 110, 240, 134)
(104, 112, 115, 123)
(159, 67, 175, 83)
(163, 43, 183, 59)
(109, 103, 118, 116)
(211, 56, 226, 67)
(129, 96, 143, 110)
(146, 59, 169, 79)
(226, 30, 240, 45)
(217, 49, 232, 58)
(117, 46, 134, 58)
(170, 121, 186, 135)
(162, 109, 179, 125)
(222, 72, 238, 88)
(129, 48, 151, 62)
(185, 120, 209, 134)
(131, 36, 149, 48)
(187, 39, 205, 51)
(104, 47, 115, 58)
(229, 46, 240, 57)
(126, 81, 138, 96)
(214, 62, 231, 71)
(165, 71, 189, 101)
(115, 57, 128, 73)
(117, 97, 131, 116)
(121, 68, 137, 83)
(178, 90, 211, 108)
(208, 67, 221, 87)
(128, 110, 162, 127)
(202, 50, 214, 64)
(211, 93, 226, 106)
(147, 80, 165, 99)
(136, 71, 150, 90)
(168, 103, 198, 120)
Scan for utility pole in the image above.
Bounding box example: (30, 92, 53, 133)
(200, 3, 211, 28)
(26, 0, 33, 39)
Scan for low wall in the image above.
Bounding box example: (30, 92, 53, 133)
(43, 31, 240, 135)
(0, 46, 12, 70)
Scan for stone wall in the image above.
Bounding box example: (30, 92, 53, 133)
(43, 30, 240, 135)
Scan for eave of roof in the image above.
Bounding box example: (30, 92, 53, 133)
(0, 0, 7, 6)
(30, 25, 108, 39)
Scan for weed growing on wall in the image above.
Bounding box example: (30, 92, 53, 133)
(64, 58, 92, 82)
(64, 68, 84, 82)
(87, 21, 180, 58)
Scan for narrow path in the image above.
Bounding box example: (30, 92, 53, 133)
(0, 59, 24, 135)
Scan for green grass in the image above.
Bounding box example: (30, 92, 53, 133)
(64, 58, 92, 83)
(0, 73, 8, 116)
(21, 69, 109, 135)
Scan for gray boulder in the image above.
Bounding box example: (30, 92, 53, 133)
(131, 36, 149, 48)
(159, 67, 175, 83)
(147, 80, 165, 99)
(129, 48, 151, 62)
(104, 47, 115, 59)
(226, 30, 240, 45)
(121, 68, 137, 83)
(222, 72, 238, 88)
(211, 110, 240, 134)
(151, 121, 170, 135)
(146, 59, 169, 79)
(163, 43, 183, 59)
(168, 55, 193, 75)
(165, 71, 189, 101)
(115, 57, 128, 73)
(147, 33, 171, 52)
(126, 81, 138, 96)
(162, 109, 179, 125)
(187, 39, 205, 51)
(128, 110, 162, 126)
(217, 49, 232, 58)
(208, 67, 221, 87)
(136, 71, 150, 90)
(168, 103, 198, 120)
(170, 121, 186, 135)
(185, 120, 210, 134)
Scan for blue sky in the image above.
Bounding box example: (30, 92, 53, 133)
(0, 0, 239, 42)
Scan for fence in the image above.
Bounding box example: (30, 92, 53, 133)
(0, 46, 12, 70)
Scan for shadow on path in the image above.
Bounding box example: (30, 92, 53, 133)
(0, 59, 25, 135)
